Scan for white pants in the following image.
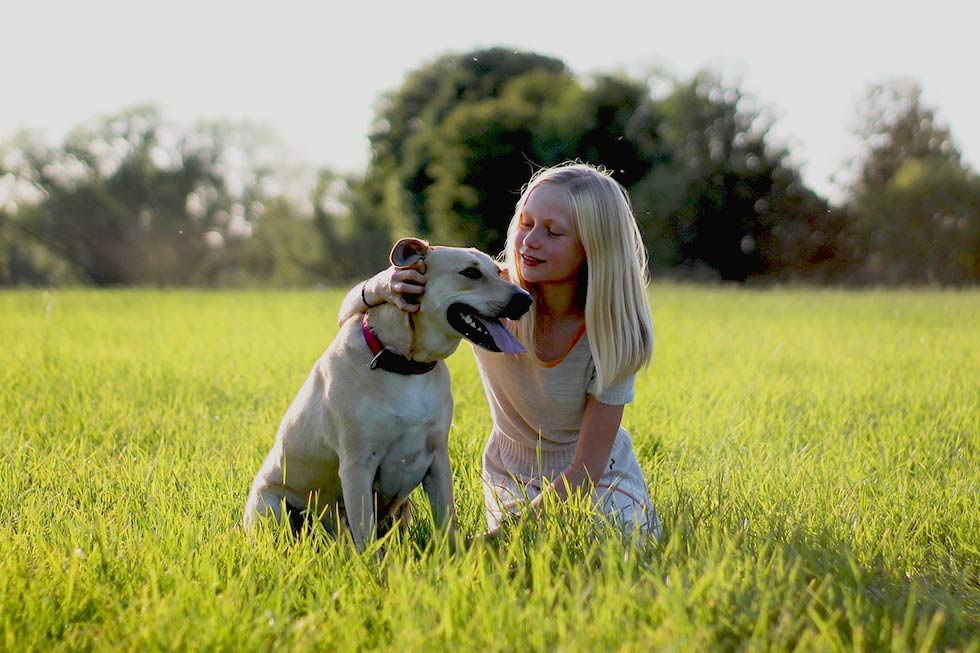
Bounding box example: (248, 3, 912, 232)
(481, 429, 661, 538)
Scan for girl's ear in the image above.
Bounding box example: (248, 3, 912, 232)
(389, 238, 430, 268)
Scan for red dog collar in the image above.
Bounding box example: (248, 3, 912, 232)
(361, 313, 437, 375)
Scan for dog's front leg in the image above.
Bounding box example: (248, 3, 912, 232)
(339, 462, 378, 552)
(422, 447, 458, 549)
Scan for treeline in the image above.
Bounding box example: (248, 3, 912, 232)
(1, 48, 977, 286)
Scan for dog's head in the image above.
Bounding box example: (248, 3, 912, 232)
(389, 238, 532, 353)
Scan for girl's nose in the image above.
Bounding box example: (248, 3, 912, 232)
(523, 228, 540, 249)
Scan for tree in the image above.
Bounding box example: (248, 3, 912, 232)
(847, 79, 979, 284)
(631, 72, 835, 281)
(0, 107, 273, 285)
(362, 48, 670, 256)
(856, 156, 979, 283)
(364, 52, 840, 281)
(422, 69, 665, 255)
(424, 70, 579, 252)
(361, 48, 568, 241)
(849, 79, 962, 197)
(224, 196, 325, 286)
(532, 74, 663, 187)
(311, 169, 392, 280)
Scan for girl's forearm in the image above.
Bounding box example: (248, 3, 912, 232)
(491, 464, 596, 535)
(338, 266, 425, 326)
(337, 280, 376, 326)
(530, 463, 593, 510)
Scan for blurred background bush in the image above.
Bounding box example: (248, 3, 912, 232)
(1, 49, 976, 287)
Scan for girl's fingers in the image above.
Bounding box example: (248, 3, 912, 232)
(393, 297, 421, 313)
(395, 269, 427, 286)
(397, 281, 424, 295)
(374, 265, 425, 313)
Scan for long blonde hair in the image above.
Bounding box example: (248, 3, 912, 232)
(503, 162, 654, 393)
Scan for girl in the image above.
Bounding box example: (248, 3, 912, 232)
(340, 162, 660, 536)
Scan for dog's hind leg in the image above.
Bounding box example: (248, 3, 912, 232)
(243, 486, 286, 531)
(394, 496, 413, 528)
(377, 496, 413, 539)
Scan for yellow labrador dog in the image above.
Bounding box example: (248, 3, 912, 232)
(244, 238, 531, 550)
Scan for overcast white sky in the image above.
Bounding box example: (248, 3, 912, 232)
(3, 0, 977, 203)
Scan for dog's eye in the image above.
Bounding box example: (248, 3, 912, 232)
(460, 267, 482, 280)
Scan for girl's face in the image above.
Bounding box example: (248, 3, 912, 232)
(515, 184, 586, 286)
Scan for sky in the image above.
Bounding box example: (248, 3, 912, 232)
(3, 0, 977, 204)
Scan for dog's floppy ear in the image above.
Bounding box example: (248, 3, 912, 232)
(389, 238, 430, 269)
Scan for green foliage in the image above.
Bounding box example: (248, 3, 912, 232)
(2, 108, 259, 284)
(856, 157, 980, 283)
(847, 80, 979, 284)
(225, 197, 326, 286)
(633, 73, 759, 277)
(363, 51, 840, 279)
(363, 48, 671, 256)
(312, 170, 395, 281)
(424, 72, 661, 254)
(532, 74, 661, 185)
(850, 79, 962, 197)
(3, 60, 975, 287)
(0, 219, 81, 285)
(0, 108, 332, 287)
(639, 68, 843, 283)
(1, 287, 977, 650)
(365, 47, 567, 243)
(425, 70, 577, 251)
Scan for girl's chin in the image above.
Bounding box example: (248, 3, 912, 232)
(520, 270, 559, 285)
(519, 265, 544, 280)
(520, 266, 579, 286)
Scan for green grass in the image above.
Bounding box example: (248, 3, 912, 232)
(1, 286, 977, 651)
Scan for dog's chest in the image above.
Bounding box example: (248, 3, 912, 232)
(359, 383, 450, 450)
(358, 381, 451, 496)
(374, 427, 436, 495)
(387, 381, 447, 421)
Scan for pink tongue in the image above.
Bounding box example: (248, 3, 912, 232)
(483, 319, 527, 354)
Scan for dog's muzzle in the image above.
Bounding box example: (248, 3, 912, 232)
(446, 290, 532, 354)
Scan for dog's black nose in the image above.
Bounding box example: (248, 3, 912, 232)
(503, 290, 533, 319)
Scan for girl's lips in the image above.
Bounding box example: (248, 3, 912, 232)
(521, 253, 543, 266)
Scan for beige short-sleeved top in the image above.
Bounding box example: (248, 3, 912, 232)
(474, 325, 659, 534)
(471, 326, 635, 455)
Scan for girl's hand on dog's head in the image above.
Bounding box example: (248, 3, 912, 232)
(368, 263, 427, 313)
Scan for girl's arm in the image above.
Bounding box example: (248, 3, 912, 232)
(481, 398, 624, 539)
(336, 263, 427, 326)
(531, 396, 624, 507)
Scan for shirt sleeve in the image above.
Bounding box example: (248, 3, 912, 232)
(587, 368, 635, 405)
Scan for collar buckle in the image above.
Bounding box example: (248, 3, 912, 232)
(361, 313, 437, 375)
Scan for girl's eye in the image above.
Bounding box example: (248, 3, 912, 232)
(547, 228, 562, 237)
(460, 267, 482, 280)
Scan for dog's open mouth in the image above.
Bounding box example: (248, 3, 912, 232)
(446, 304, 526, 353)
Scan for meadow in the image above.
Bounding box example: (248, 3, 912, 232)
(1, 286, 977, 651)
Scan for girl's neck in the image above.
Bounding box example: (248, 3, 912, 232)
(533, 281, 583, 323)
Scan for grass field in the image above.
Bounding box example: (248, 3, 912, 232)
(1, 286, 977, 651)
